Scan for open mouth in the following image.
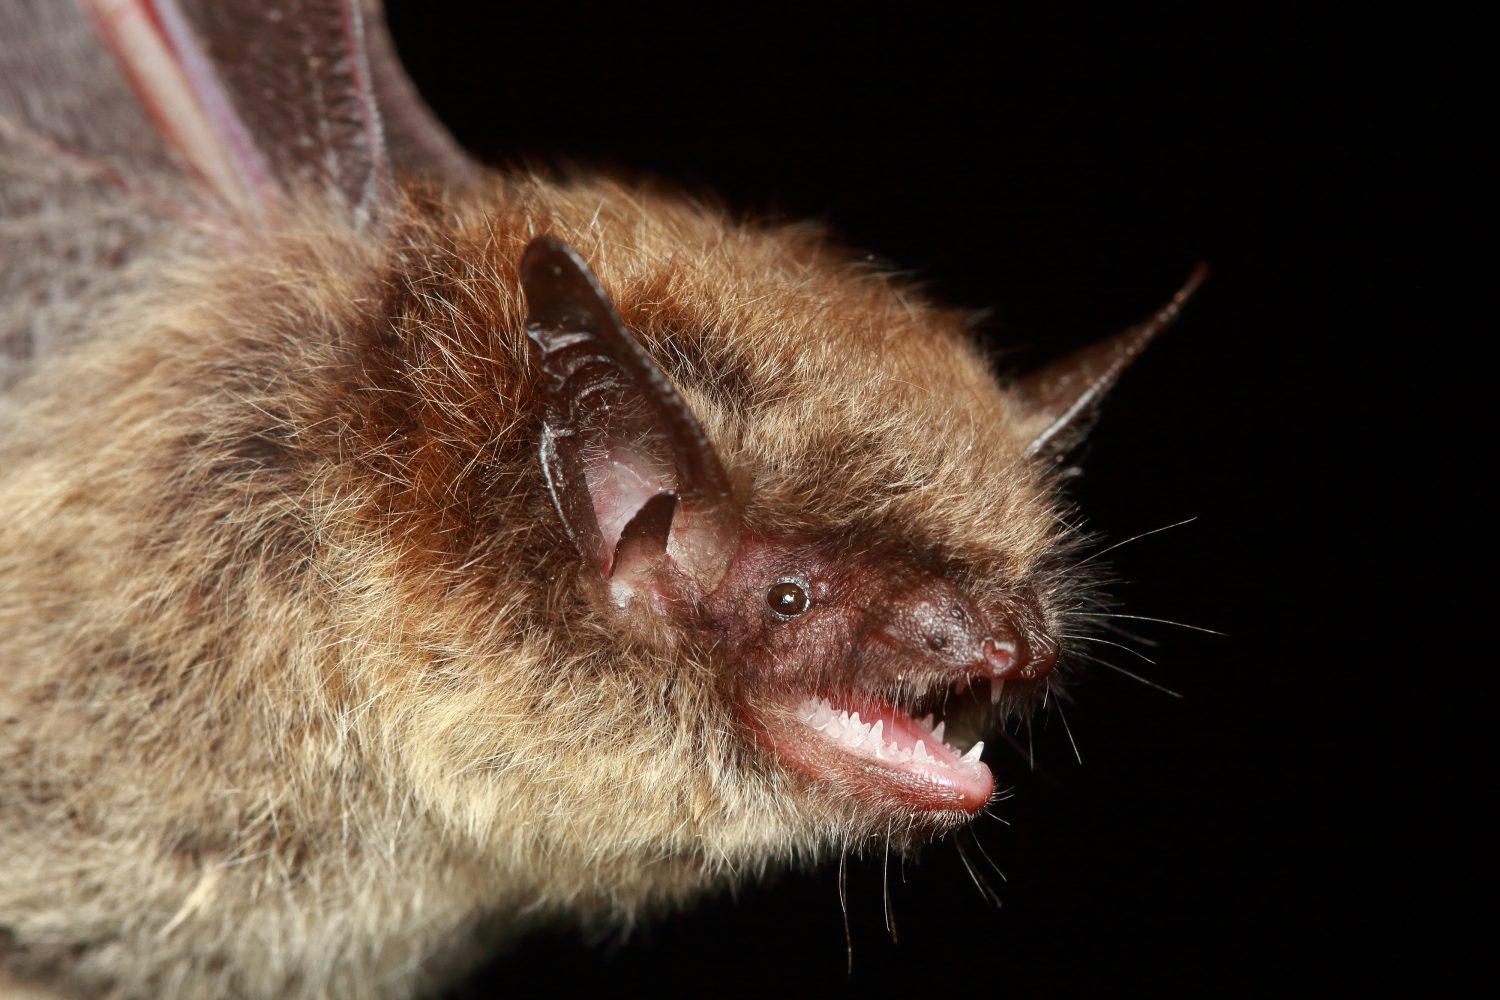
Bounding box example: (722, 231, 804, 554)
(754, 675, 1012, 814)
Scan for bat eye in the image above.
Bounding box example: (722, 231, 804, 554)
(766, 581, 810, 618)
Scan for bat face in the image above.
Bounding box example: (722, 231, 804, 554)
(313, 185, 1078, 873)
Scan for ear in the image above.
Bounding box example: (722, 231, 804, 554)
(83, 0, 476, 225)
(520, 237, 742, 601)
(1019, 265, 1208, 459)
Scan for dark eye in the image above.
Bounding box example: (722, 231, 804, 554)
(766, 581, 809, 617)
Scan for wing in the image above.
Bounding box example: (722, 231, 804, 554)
(0, 0, 477, 392)
(0, 0, 184, 391)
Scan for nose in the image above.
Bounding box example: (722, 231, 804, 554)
(987, 630, 1057, 681)
(881, 576, 1056, 681)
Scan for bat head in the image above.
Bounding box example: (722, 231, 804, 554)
(400, 201, 1207, 881)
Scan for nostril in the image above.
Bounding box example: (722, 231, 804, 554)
(982, 636, 1016, 675)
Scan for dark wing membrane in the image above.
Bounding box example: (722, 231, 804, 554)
(90, 0, 480, 222)
(360, 0, 480, 183)
(1, 0, 476, 394)
(0, 0, 185, 392)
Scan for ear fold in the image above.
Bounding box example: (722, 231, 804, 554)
(1019, 265, 1208, 459)
(520, 237, 741, 600)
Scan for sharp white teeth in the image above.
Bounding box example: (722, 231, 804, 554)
(797, 697, 992, 779)
(991, 680, 1005, 705)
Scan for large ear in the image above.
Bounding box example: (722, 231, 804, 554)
(1019, 265, 1208, 460)
(520, 237, 742, 601)
(82, 0, 476, 225)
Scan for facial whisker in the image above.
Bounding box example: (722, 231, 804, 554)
(1079, 611, 1225, 636)
(969, 829, 1008, 885)
(838, 851, 853, 974)
(1062, 633, 1158, 666)
(882, 821, 898, 943)
(1070, 650, 1183, 699)
(1053, 696, 1083, 765)
(1070, 516, 1199, 569)
(954, 833, 1003, 907)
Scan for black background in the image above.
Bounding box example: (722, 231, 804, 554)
(380, 4, 1475, 993)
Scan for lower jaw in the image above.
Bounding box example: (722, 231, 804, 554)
(746, 699, 996, 816)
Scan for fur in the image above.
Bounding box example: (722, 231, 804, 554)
(0, 174, 1084, 998)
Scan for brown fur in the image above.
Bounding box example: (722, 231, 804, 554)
(0, 174, 1082, 998)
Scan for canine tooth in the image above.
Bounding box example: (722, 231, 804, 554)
(914, 740, 929, 763)
(991, 680, 1005, 705)
(920, 714, 934, 730)
(961, 741, 985, 763)
(932, 721, 946, 744)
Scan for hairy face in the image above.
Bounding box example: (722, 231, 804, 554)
(301, 177, 1086, 903)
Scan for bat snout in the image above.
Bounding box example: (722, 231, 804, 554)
(876, 576, 1056, 683)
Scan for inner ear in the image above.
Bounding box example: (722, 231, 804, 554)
(520, 236, 742, 596)
(612, 493, 677, 589)
(585, 444, 675, 577)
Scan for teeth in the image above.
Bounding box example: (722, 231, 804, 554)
(796, 696, 988, 778)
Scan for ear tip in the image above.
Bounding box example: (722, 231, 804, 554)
(1177, 262, 1211, 311)
(519, 234, 572, 278)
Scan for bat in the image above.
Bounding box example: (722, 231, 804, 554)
(0, 2, 1204, 997)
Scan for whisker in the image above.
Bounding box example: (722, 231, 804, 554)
(1080, 612, 1225, 636)
(1100, 624, 1161, 649)
(1062, 633, 1158, 666)
(954, 834, 1003, 907)
(1054, 697, 1083, 765)
(838, 852, 852, 974)
(1071, 650, 1183, 699)
(969, 830, 1009, 884)
(882, 823, 898, 943)
(1072, 516, 1199, 569)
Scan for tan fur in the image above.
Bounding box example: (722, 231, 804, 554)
(0, 174, 1078, 998)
